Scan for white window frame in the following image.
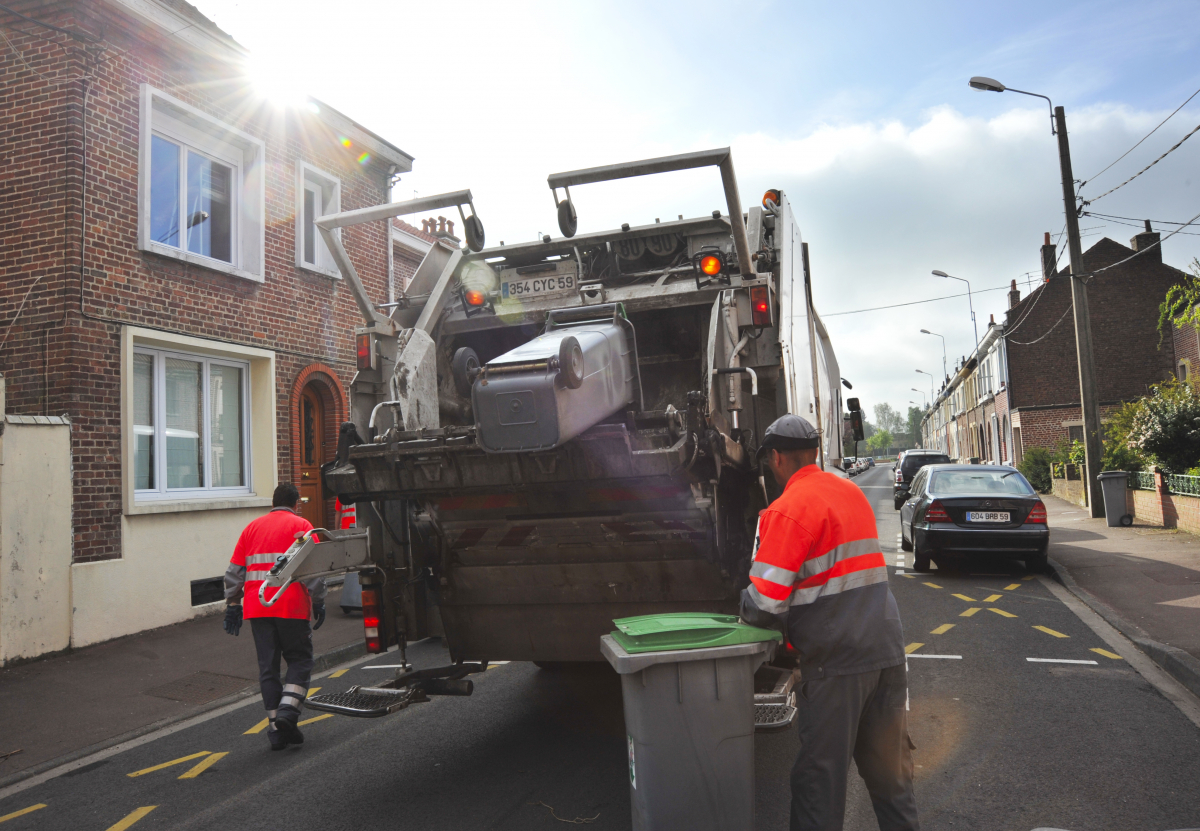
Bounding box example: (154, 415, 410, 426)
(295, 162, 341, 278)
(132, 345, 252, 501)
(138, 84, 266, 282)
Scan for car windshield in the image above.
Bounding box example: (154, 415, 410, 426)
(902, 454, 950, 474)
(930, 469, 1035, 495)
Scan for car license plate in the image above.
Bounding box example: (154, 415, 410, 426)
(501, 273, 576, 301)
(966, 511, 1010, 523)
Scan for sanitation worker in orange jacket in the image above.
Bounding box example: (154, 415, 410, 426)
(740, 415, 919, 831)
(223, 483, 327, 751)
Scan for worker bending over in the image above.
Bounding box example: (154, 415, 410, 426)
(223, 483, 327, 750)
(741, 415, 919, 831)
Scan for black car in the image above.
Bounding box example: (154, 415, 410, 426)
(893, 449, 952, 509)
(899, 464, 1049, 573)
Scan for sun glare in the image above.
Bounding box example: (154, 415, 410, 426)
(246, 56, 311, 109)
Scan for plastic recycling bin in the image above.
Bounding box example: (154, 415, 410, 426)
(600, 613, 782, 831)
(1097, 470, 1133, 527)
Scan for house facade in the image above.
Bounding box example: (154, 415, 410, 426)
(0, 0, 415, 657)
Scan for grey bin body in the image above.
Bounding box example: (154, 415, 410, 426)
(600, 635, 775, 831)
(1097, 471, 1131, 527)
(474, 322, 636, 453)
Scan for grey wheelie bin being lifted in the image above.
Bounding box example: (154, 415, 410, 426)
(601, 612, 782, 831)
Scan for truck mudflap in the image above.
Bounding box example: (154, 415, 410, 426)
(323, 421, 691, 503)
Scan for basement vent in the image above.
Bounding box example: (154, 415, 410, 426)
(190, 577, 224, 607)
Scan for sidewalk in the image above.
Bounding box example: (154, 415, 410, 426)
(1044, 494, 1200, 696)
(0, 585, 365, 785)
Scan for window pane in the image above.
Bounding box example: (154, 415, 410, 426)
(133, 353, 155, 490)
(186, 152, 233, 263)
(210, 365, 244, 487)
(303, 186, 317, 264)
(931, 470, 1035, 495)
(165, 357, 203, 489)
(150, 136, 181, 247)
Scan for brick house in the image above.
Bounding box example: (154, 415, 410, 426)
(921, 318, 1011, 464)
(0, 0, 415, 654)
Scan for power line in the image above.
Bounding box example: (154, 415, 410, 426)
(1082, 207, 1200, 281)
(1007, 301, 1074, 346)
(821, 285, 1011, 317)
(1082, 210, 1200, 228)
(1080, 120, 1200, 206)
(0, 2, 99, 42)
(1081, 85, 1200, 188)
(1082, 212, 1200, 236)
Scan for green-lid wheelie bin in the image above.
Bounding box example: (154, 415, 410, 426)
(600, 612, 782, 831)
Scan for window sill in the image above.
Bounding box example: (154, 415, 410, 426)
(141, 242, 264, 283)
(127, 495, 272, 516)
(297, 262, 341, 280)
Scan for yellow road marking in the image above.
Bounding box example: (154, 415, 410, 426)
(308, 686, 322, 695)
(988, 608, 1017, 618)
(298, 713, 334, 727)
(983, 594, 1003, 602)
(245, 719, 269, 735)
(930, 624, 955, 635)
(899, 573, 916, 579)
(952, 593, 976, 602)
(923, 582, 943, 589)
(127, 751, 210, 778)
(1023, 575, 1035, 580)
(960, 607, 981, 617)
(329, 669, 349, 678)
(105, 807, 157, 831)
(178, 751, 228, 779)
(905, 643, 924, 654)
(1004, 583, 1021, 591)
(0, 804, 46, 824)
(1033, 625, 1069, 638)
(1090, 648, 1123, 660)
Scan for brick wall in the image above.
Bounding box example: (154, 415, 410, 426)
(1, 2, 398, 562)
(1129, 474, 1200, 534)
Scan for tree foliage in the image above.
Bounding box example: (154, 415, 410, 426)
(1102, 399, 1146, 473)
(1018, 446, 1053, 493)
(1126, 380, 1200, 473)
(872, 403, 904, 435)
(906, 406, 924, 445)
(1157, 257, 1200, 344)
(866, 428, 893, 453)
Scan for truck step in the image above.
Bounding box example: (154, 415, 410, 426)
(754, 701, 798, 732)
(306, 686, 422, 719)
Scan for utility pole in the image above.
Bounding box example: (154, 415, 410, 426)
(1055, 106, 1105, 518)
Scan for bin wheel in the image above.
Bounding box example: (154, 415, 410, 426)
(464, 215, 486, 252)
(452, 347, 480, 398)
(558, 337, 584, 389)
(1120, 514, 1134, 527)
(557, 198, 578, 238)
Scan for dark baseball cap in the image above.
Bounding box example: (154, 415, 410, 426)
(755, 414, 820, 461)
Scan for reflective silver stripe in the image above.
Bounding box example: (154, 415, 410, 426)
(267, 710, 278, 718)
(745, 582, 791, 615)
(281, 695, 304, 709)
(246, 552, 283, 567)
(244, 567, 272, 581)
(283, 684, 307, 696)
(798, 538, 882, 580)
(749, 561, 798, 586)
(790, 565, 888, 607)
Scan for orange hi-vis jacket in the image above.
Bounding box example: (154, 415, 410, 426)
(742, 464, 905, 678)
(226, 508, 319, 620)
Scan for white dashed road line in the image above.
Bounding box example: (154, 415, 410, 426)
(907, 655, 963, 660)
(1027, 658, 1099, 665)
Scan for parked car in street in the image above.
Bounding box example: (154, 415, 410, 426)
(899, 465, 1049, 573)
(894, 449, 952, 509)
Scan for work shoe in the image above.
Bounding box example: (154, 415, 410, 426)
(267, 723, 287, 752)
(274, 716, 304, 746)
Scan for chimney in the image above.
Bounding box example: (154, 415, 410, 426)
(423, 216, 461, 243)
(1040, 231, 1057, 281)
(1008, 279, 1021, 309)
(1130, 220, 1162, 265)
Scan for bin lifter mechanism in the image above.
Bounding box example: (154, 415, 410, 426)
(258, 527, 371, 608)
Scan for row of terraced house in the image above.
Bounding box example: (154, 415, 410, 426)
(920, 227, 1195, 469)
(0, 0, 459, 664)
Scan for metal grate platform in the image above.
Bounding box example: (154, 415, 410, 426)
(754, 702, 797, 732)
(307, 686, 421, 718)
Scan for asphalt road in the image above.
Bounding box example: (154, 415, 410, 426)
(3, 465, 1200, 830)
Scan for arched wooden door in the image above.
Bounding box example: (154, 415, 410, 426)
(298, 385, 326, 527)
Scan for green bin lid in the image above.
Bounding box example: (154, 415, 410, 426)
(610, 612, 782, 654)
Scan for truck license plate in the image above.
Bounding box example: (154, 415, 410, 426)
(966, 511, 1009, 522)
(501, 273, 576, 301)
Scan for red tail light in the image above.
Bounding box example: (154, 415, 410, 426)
(356, 332, 375, 371)
(1026, 502, 1047, 524)
(925, 500, 952, 523)
(895, 469, 904, 484)
(361, 583, 384, 653)
(750, 286, 771, 326)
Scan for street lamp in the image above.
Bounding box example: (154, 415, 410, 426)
(919, 329, 948, 379)
(915, 369, 935, 400)
(970, 75, 1104, 518)
(931, 271, 979, 348)
(911, 388, 926, 407)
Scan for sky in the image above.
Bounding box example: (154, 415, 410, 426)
(196, 0, 1200, 421)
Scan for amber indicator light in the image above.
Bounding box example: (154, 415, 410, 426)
(464, 289, 486, 306)
(700, 255, 723, 276)
(355, 333, 374, 371)
(750, 286, 771, 326)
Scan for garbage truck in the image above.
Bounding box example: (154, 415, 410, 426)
(291, 149, 845, 718)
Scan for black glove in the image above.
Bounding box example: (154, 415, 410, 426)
(312, 603, 326, 631)
(224, 604, 243, 636)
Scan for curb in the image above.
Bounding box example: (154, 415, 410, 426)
(1048, 556, 1200, 701)
(0, 639, 367, 792)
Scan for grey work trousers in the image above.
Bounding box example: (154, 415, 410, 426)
(250, 618, 314, 725)
(791, 663, 919, 831)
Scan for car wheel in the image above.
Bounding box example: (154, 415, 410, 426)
(1026, 553, 1048, 575)
(894, 497, 905, 511)
(912, 539, 931, 572)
